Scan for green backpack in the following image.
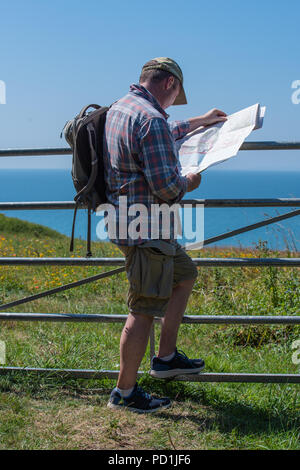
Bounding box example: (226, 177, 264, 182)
(62, 104, 109, 257)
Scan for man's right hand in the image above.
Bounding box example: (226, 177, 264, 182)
(186, 172, 202, 192)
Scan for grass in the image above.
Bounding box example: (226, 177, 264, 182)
(0, 213, 299, 450)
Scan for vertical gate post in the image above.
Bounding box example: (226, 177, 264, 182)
(149, 323, 155, 364)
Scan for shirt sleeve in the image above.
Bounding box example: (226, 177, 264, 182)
(168, 120, 190, 141)
(139, 117, 188, 203)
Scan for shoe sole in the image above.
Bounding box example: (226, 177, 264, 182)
(149, 364, 205, 379)
(107, 401, 172, 414)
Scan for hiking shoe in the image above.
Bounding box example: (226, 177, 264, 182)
(150, 348, 205, 379)
(107, 383, 171, 414)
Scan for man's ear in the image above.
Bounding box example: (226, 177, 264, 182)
(165, 75, 175, 90)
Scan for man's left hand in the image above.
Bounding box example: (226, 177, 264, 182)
(200, 108, 227, 126)
(188, 109, 227, 132)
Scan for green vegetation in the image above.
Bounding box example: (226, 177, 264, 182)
(0, 214, 299, 450)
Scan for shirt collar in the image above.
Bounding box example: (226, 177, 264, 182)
(129, 83, 169, 119)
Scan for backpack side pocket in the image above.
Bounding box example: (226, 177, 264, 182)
(129, 247, 174, 299)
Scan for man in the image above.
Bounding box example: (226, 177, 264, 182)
(104, 57, 227, 413)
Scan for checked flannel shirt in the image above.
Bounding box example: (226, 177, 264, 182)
(102, 83, 190, 246)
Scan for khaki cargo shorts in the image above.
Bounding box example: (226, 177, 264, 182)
(118, 240, 198, 318)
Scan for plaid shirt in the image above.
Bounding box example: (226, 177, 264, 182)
(103, 84, 190, 245)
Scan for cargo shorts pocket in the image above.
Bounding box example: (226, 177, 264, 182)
(128, 246, 174, 299)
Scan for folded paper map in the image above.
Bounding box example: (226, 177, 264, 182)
(177, 103, 266, 175)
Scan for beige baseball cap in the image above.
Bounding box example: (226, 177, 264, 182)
(141, 57, 187, 105)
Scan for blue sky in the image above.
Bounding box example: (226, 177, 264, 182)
(0, 0, 299, 170)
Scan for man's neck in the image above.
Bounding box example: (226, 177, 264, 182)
(139, 82, 165, 109)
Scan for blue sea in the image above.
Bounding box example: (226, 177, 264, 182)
(0, 168, 300, 251)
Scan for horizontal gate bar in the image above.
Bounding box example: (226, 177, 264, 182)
(1, 257, 300, 266)
(0, 367, 299, 383)
(242, 141, 300, 150)
(1, 199, 300, 210)
(173, 373, 300, 384)
(0, 313, 299, 324)
(0, 148, 72, 156)
(1, 141, 300, 157)
(183, 198, 300, 207)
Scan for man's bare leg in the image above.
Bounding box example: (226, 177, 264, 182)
(117, 312, 153, 390)
(117, 278, 195, 388)
(157, 278, 195, 358)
